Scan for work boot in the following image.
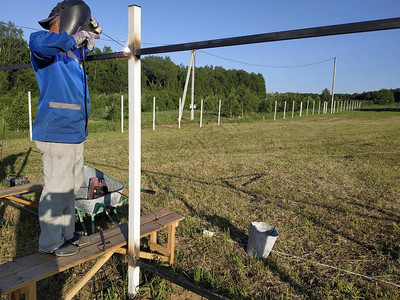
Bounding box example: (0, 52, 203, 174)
(66, 232, 91, 247)
(39, 242, 79, 257)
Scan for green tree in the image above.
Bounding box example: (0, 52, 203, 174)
(0, 21, 35, 94)
(3, 90, 29, 130)
(375, 89, 394, 105)
(393, 89, 400, 103)
(321, 88, 331, 103)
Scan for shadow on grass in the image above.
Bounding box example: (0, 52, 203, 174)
(263, 256, 318, 300)
(0, 147, 32, 181)
(143, 169, 249, 246)
(361, 108, 400, 112)
(0, 148, 68, 300)
(140, 168, 395, 257)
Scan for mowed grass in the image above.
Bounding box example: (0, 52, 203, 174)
(1, 110, 400, 299)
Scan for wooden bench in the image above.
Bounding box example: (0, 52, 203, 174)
(0, 208, 184, 300)
(0, 181, 44, 215)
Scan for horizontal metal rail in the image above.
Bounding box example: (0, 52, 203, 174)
(136, 17, 400, 55)
(136, 260, 225, 300)
(1, 17, 400, 71)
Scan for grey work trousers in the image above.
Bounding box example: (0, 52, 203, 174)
(35, 141, 84, 253)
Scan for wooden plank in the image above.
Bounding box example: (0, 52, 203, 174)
(140, 209, 172, 225)
(0, 181, 44, 198)
(5, 196, 39, 209)
(0, 225, 124, 280)
(0, 211, 184, 294)
(140, 213, 184, 236)
(0, 212, 183, 280)
(0, 225, 128, 293)
(113, 247, 127, 255)
(0, 254, 50, 280)
(139, 251, 169, 263)
(0, 198, 38, 216)
(149, 242, 170, 257)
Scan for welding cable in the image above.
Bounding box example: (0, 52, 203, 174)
(271, 250, 400, 288)
(101, 32, 126, 49)
(82, 47, 89, 130)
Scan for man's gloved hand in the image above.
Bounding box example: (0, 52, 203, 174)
(72, 31, 96, 51)
(87, 16, 102, 39)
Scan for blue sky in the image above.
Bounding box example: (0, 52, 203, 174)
(1, 0, 399, 94)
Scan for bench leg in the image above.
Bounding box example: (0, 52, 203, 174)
(167, 223, 177, 264)
(149, 231, 157, 245)
(25, 282, 37, 300)
(64, 251, 114, 300)
(9, 282, 37, 300)
(145, 222, 180, 264)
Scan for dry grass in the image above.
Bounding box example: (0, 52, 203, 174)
(1, 111, 400, 299)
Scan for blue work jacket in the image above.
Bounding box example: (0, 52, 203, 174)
(29, 30, 90, 143)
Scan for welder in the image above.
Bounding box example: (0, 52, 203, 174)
(29, 0, 102, 256)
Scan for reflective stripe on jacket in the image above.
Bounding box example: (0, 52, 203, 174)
(29, 30, 90, 143)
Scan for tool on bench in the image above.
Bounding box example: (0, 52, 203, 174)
(98, 229, 110, 252)
(2, 175, 30, 187)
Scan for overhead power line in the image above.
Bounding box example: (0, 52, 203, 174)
(199, 50, 334, 68)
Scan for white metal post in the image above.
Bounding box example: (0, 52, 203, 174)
(153, 96, 156, 131)
(28, 91, 32, 140)
(318, 101, 321, 114)
(292, 101, 295, 118)
(200, 99, 203, 128)
(312, 101, 315, 115)
(218, 99, 221, 126)
(300, 101, 303, 117)
(127, 5, 141, 298)
(283, 101, 286, 119)
(306, 100, 309, 116)
(274, 101, 277, 120)
(331, 57, 337, 114)
(121, 95, 124, 133)
(178, 98, 182, 129)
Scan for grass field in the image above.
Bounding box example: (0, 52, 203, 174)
(1, 110, 400, 299)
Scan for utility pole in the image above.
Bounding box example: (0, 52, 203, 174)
(190, 50, 196, 120)
(331, 57, 337, 114)
(181, 50, 196, 123)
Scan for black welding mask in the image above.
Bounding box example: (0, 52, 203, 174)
(38, 0, 91, 35)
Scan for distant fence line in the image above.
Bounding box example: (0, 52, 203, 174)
(24, 92, 363, 136)
(272, 99, 361, 120)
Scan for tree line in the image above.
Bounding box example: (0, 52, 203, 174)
(1, 21, 399, 130)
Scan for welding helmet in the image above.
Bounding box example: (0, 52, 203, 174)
(38, 0, 91, 35)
